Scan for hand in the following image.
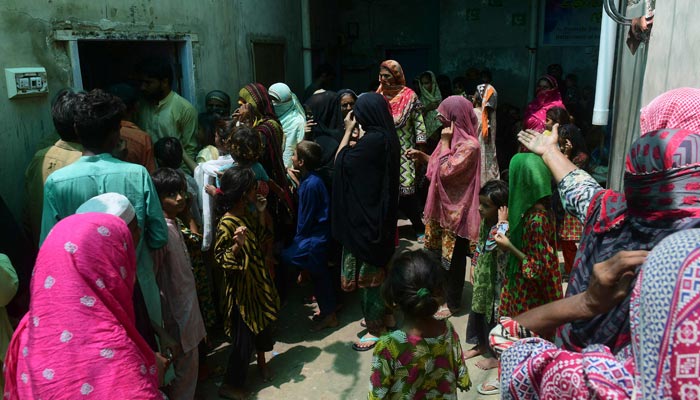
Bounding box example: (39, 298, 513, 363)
(498, 206, 508, 223)
(233, 226, 247, 248)
(344, 110, 357, 133)
(287, 168, 300, 186)
(440, 121, 454, 142)
(517, 124, 560, 156)
(154, 352, 169, 386)
(255, 194, 268, 212)
(205, 184, 218, 197)
(583, 250, 648, 315)
(304, 119, 316, 135)
(493, 232, 511, 251)
(405, 148, 428, 163)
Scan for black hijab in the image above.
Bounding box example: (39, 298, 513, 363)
(332, 92, 400, 267)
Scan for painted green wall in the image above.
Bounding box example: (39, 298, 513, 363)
(0, 0, 305, 222)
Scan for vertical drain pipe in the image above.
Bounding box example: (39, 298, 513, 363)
(527, 0, 539, 101)
(301, 0, 312, 88)
(592, 2, 617, 125)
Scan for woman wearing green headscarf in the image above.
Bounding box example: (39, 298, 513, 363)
(493, 153, 562, 317)
(419, 71, 442, 138)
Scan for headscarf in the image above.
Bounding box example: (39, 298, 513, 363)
(639, 87, 700, 133)
(500, 229, 700, 400)
(376, 60, 422, 128)
(419, 71, 443, 137)
(269, 82, 307, 168)
(507, 153, 552, 280)
(561, 131, 700, 352)
(306, 90, 344, 170)
(76, 192, 136, 225)
(522, 74, 565, 132)
(238, 83, 295, 232)
(329, 89, 358, 132)
(205, 90, 231, 115)
(423, 96, 481, 241)
(475, 83, 498, 138)
(3, 213, 160, 399)
(332, 93, 400, 267)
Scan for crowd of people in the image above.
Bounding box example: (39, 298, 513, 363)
(1, 53, 699, 400)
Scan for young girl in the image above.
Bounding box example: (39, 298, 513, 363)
(494, 153, 562, 317)
(555, 123, 589, 277)
(544, 106, 570, 134)
(214, 166, 280, 400)
(465, 180, 509, 370)
(368, 250, 471, 399)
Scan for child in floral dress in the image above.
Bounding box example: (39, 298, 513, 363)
(368, 250, 470, 399)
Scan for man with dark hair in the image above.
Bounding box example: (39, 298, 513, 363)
(22, 89, 84, 246)
(302, 63, 336, 103)
(108, 83, 156, 172)
(135, 57, 198, 172)
(40, 89, 168, 327)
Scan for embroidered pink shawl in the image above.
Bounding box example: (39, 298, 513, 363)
(3, 213, 160, 399)
(523, 75, 565, 132)
(423, 96, 481, 241)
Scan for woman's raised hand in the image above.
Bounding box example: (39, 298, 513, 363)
(518, 124, 561, 156)
(440, 121, 454, 142)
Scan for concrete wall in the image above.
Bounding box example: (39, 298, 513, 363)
(440, 0, 600, 110)
(641, 0, 700, 104)
(0, 0, 304, 221)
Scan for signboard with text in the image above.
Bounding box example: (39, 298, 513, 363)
(542, 0, 603, 46)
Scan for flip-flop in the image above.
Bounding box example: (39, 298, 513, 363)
(434, 306, 452, 320)
(352, 336, 379, 352)
(416, 234, 426, 244)
(477, 380, 500, 395)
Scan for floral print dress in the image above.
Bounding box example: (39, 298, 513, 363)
(368, 320, 471, 399)
(498, 208, 563, 317)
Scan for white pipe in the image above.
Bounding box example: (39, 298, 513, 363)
(527, 0, 539, 101)
(592, 3, 617, 126)
(301, 0, 312, 88)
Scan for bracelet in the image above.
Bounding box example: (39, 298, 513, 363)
(164, 348, 174, 364)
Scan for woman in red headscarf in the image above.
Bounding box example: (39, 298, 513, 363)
(376, 60, 427, 240)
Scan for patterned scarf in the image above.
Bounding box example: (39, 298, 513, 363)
(500, 229, 700, 400)
(376, 60, 421, 128)
(639, 87, 700, 133)
(561, 129, 700, 353)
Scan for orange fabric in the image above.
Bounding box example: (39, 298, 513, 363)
(120, 121, 156, 172)
(480, 86, 495, 138)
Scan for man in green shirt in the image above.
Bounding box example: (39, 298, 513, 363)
(135, 58, 198, 172)
(41, 89, 168, 325)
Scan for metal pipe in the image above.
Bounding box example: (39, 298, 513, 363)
(592, 3, 618, 126)
(527, 0, 539, 101)
(301, 0, 312, 88)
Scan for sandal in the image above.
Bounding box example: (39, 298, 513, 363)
(477, 380, 500, 395)
(352, 335, 379, 352)
(433, 306, 452, 320)
(416, 233, 426, 244)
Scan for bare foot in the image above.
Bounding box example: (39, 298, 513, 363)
(475, 357, 499, 370)
(310, 313, 339, 331)
(464, 346, 484, 360)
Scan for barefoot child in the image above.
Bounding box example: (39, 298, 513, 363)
(281, 141, 337, 331)
(369, 250, 471, 399)
(150, 168, 207, 400)
(465, 180, 508, 370)
(214, 166, 280, 400)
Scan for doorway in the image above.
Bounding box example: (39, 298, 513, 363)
(59, 32, 196, 104)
